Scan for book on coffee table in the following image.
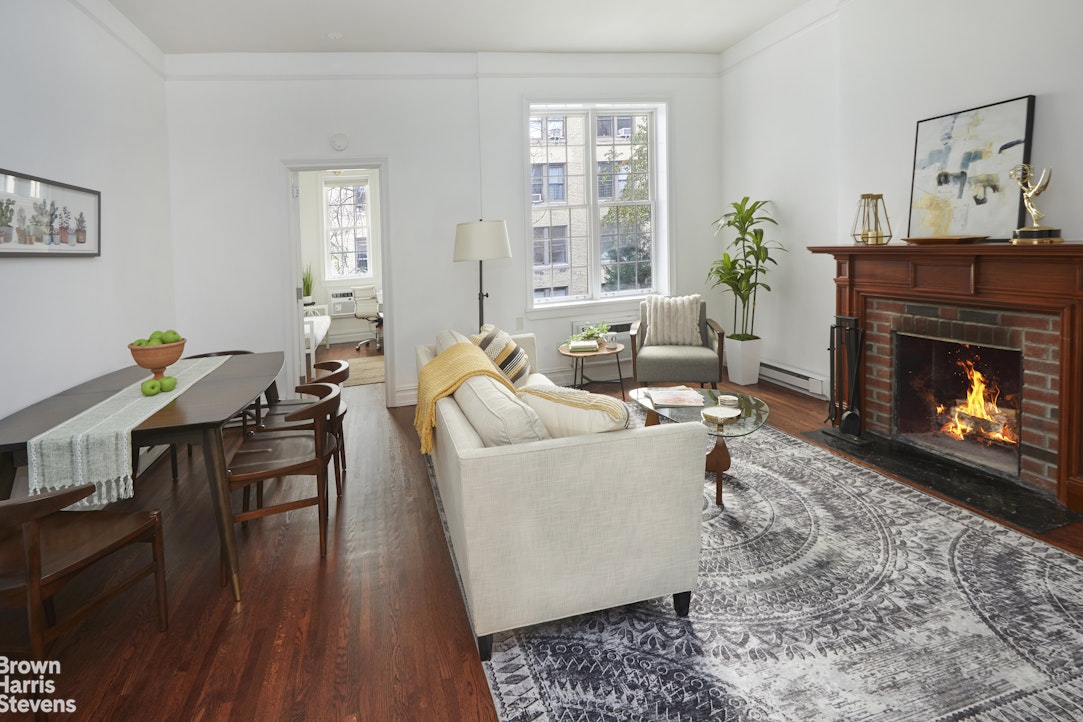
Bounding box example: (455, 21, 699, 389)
(646, 386, 704, 407)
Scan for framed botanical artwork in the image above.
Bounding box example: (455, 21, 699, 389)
(0, 169, 101, 257)
(907, 95, 1035, 241)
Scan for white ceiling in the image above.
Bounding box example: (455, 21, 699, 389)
(108, 0, 809, 55)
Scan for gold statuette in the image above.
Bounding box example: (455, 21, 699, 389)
(1009, 164, 1062, 244)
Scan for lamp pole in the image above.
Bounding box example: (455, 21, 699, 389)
(477, 260, 488, 330)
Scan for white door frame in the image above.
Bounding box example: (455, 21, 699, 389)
(282, 157, 393, 407)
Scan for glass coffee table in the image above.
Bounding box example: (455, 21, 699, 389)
(630, 387, 770, 509)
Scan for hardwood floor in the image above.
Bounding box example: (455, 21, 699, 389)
(4, 341, 1081, 721)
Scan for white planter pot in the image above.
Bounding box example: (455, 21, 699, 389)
(725, 337, 762, 385)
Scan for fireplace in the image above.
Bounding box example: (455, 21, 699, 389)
(809, 243, 1083, 511)
(894, 333, 1022, 479)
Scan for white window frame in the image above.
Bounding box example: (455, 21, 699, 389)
(322, 172, 375, 283)
(526, 101, 669, 311)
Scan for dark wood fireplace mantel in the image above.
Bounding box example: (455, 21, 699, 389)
(809, 242, 1083, 510)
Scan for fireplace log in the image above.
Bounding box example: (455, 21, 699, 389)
(937, 406, 1018, 447)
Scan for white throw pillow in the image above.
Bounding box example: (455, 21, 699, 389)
(453, 375, 550, 447)
(517, 385, 630, 437)
(435, 328, 473, 354)
(644, 294, 702, 346)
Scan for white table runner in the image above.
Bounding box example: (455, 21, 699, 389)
(28, 356, 230, 509)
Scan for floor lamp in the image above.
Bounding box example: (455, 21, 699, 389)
(454, 219, 512, 330)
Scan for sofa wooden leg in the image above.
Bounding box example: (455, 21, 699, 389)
(477, 634, 493, 661)
(673, 591, 691, 617)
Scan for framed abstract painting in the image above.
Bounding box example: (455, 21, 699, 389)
(907, 95, 1035, 241)
(0, 169, 101, 258)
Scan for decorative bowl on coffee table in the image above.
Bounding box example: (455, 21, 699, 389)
(128, 340, 186, 380)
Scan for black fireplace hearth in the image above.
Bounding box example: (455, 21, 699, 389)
(805, 429, 1080, 535)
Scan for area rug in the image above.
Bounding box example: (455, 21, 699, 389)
(482, 425, 1083, 721)
(344, 356, 384, 386)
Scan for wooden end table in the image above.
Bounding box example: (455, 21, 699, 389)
(557, 342, 626, 400)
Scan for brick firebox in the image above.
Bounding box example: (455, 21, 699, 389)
(864, 299, 1059, 494)
(810, 243, 1083, 511)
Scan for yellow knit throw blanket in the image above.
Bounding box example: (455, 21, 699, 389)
(414, 342, 516, 454)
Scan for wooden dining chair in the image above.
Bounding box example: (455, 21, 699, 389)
(260, 360, 350, 495)
(226, 382, 341, 558)
(0, 484, 168, 659)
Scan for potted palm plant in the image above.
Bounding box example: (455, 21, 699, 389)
(707, 197, 785, 385)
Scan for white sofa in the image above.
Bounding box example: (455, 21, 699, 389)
(416, 330, 707, 660)
(303, 304, 331, 379)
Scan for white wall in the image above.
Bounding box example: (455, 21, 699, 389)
(0, 0, 172, 419)
(720, 0, 841, 383)
(164, 52, 724, 405)
(721, 0, 1083, 388)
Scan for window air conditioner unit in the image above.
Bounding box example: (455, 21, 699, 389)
(329, 290, 355, 317)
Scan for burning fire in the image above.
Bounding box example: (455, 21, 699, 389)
(937, 360, 1019, 446)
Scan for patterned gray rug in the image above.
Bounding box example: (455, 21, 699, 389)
(482, 425, 1083, 721)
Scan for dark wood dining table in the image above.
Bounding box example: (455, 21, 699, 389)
(0, 351, 284, 602)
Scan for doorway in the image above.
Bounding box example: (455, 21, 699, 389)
(288, 162, 390, 403)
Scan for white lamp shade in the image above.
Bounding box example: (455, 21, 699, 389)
(454, 220, 512, 262)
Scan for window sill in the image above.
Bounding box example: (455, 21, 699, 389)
(526, 297, 643, 322)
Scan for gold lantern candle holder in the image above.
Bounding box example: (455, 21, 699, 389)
(851, 193, 892, 245)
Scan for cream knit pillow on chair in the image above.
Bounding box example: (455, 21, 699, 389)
(643, 294, 702, 346)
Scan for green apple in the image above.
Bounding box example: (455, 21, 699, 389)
(140, 378, 162, 396)
(132, 338, 149, 346)
(149, 330, 165, 341)
(159, 376, 177, 392)
(146, 337, 164, 346)
(161, 329, 182, 344)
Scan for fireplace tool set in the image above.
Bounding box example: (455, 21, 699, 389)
(827, 316, 866, 438)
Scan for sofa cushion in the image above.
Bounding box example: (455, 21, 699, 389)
(644, 294, 703, 346)
(436, 328, 473, 354)
(517, 384, 631, 437)
(454, 375, 550, 447)
(471, 324, 531, 387)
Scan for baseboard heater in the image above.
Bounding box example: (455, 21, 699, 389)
(757, 362, 826, 398)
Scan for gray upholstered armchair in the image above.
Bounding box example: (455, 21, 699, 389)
(629, 296, 725, 388)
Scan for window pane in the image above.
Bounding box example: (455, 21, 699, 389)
(601, 204, 652, 294)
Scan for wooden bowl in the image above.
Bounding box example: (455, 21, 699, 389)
(128, 339, 186, 379)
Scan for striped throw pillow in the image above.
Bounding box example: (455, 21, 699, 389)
(471, 325, 530, 387)
(517, 385, 631, 437)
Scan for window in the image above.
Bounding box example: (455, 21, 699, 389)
(528, 103, 666, 305)
(324, 179, 371, 280)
